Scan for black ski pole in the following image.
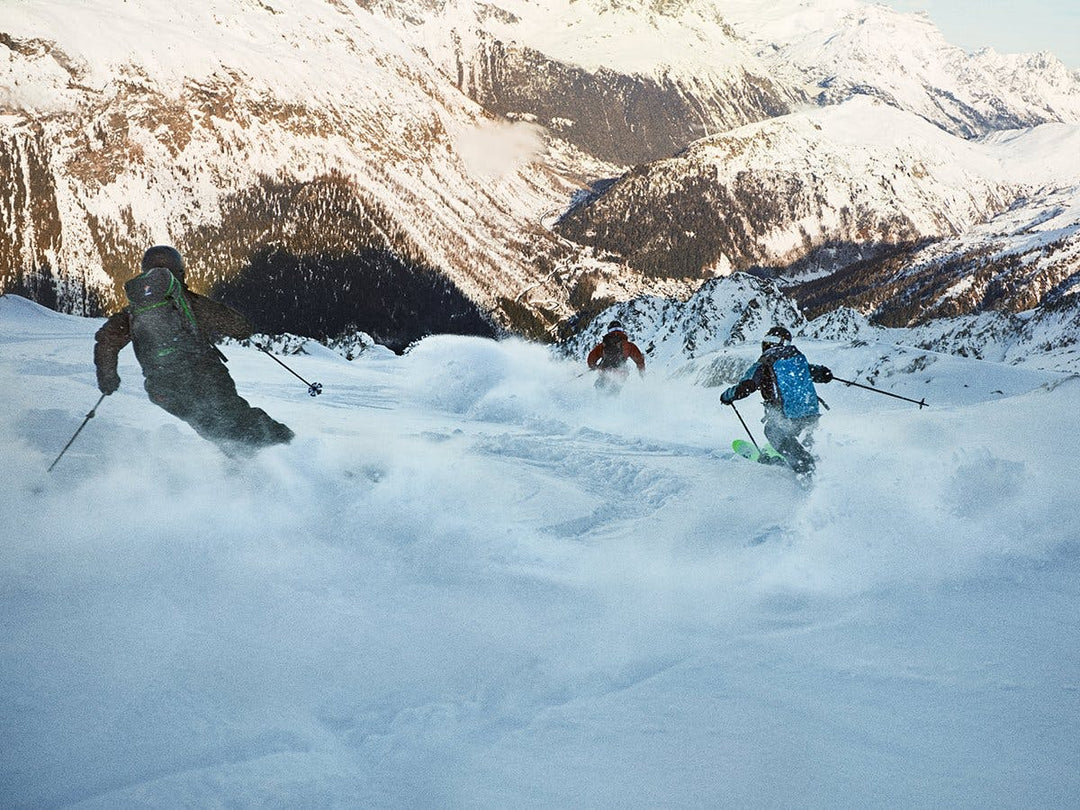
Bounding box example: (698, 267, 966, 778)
(833, 376, 927, 409)
(255, 343, 323, 397)
(730, 401, 762, 455)
(48, 393, 106, 472)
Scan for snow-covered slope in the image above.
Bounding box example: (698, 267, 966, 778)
(2, 294, 1078, 807)
(404, 0, 804, 163)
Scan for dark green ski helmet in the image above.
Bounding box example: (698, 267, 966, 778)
(762, 325, 791, 352)
(141, 245, 185, 282)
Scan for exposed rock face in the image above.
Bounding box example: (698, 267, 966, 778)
(447, 37, 800, 165)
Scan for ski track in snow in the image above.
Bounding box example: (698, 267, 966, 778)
(1, 295, 1079, 807)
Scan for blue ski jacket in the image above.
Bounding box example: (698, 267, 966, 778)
(721, 344, 831, 418)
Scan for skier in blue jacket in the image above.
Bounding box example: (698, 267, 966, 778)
(720, 326, 833, 477)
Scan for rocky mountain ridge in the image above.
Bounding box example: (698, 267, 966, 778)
(564, 272, 1080, 378)
(2, 0, 1079, 350)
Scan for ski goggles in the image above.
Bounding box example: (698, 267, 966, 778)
(761, 334, 785, 346)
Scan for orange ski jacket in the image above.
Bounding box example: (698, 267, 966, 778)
(587, 330, 646, 373)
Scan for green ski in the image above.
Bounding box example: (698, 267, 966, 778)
(732, 439, 786, 466)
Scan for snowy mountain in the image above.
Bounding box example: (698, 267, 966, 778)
(408, 0, 1080, 148)
(557, 99, 1080, 325)
(403, 0, 805, 164)
(3, 0, 1080, 348)
(0, 0, 593, 340)
(556, 98, 1076, 273)
(569, 271, 1080, 376)
(791, 180, 1080, 325)
(3, 294, 1080, 807)
(718, 0, 1080, 137)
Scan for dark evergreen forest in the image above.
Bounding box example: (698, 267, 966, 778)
(213, 246, 496, 353)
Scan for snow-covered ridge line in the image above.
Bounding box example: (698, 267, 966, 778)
(2, 0, 1080, 348)
(717, 0, 1080, 137)
(784, 182, 1080, 326)
(407, 0, 1080, 139)
(562, 274, 1080, 376)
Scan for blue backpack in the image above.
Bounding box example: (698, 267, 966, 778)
(768, 348, 819, 418)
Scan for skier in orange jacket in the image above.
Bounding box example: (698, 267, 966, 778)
(587, 320, 645, 393)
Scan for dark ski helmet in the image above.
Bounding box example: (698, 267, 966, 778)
(762, 325, 792, 352)
(607, 319, 624, 332)
(141, 245, 185, 282)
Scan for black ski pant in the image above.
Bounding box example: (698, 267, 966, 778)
(763, 410, 819, 475)
(143, 358, 293, 455)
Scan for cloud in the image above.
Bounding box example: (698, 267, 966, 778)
(453, 118, 546, 179)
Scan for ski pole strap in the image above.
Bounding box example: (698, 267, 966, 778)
(48, 393, 107, 472)
(834, 376, 927, 408)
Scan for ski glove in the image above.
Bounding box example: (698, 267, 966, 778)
(721, 379, 755, 404)
(812, 366, 833, 384)
(99, 373, 120, 395)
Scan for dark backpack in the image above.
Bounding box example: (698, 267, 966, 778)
(599, 331, 627, 370)
(124, 266, 205, 369)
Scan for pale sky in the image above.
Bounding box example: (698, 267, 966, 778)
(883, 0, 1079, 69)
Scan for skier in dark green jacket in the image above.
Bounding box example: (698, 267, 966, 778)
(94, 246, 293, 456)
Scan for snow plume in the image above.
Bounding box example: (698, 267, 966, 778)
(452, 117, 546, 179)
(1, 295, 1079, 807)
